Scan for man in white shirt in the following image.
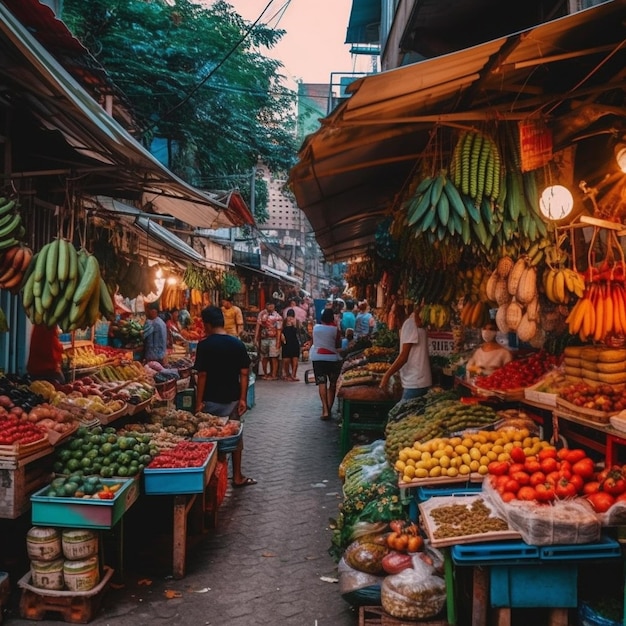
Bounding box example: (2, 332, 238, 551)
(379, 303, 432, 400)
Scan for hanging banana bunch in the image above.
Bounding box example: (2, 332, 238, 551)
(420, 303, 453, 329)
(21, 241, 114, 331)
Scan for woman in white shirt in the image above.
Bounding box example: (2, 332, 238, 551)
(467, 322, 513, 376)
(311, 308, 342, 420)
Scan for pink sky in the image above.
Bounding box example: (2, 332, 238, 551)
(222, 0, 369, 84)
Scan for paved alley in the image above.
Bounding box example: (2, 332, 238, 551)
(4, 375, 360, 626)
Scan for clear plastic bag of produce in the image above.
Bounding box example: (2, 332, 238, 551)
(337, 557, 384, 606)
(381, 554, 446, 620)
(482, 477, 601, 545)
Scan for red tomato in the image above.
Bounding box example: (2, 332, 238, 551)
(583, 481, 601, 495)
(511, 470, 530, 486)
(540, 457, 558, 474)
(510, 446, 526, 464)
(501, 491, 516, 503)
(565, 449, 587, 464)
(555, 477, 577, 499)
(508, 463, 526, 475)
(615, 492, 626, 504)
(535, 482, 556, 502)
(586, 491, 615, 513)
(601, 474, 626, 496)
(572, 458, 595, 480)
(569, 473, 584, 494)
(504, 478, 521, 494)
(517, 486, 537, 501)
(524, 458, 541, 474)
(488, 461, 510, 476)
(538, 448, 558, 461)
(529, 471, 547, 487)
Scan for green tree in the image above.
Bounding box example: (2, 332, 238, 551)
(62, 0, 298, 221)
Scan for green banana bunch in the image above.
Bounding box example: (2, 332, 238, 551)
(0, 197, 24, 251)
(22, 241, 112, 331)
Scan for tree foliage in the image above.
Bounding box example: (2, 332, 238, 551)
(62, 0, 298, 220)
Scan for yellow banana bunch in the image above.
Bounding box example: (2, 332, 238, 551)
(543, 267, 585, 304)
(460, 300, 491, 329)
(420, 304, 451, 329)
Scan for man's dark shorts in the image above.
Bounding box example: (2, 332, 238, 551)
(312, 360, 342, 385)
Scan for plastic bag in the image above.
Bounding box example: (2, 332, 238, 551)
(338, 557, 385, 598)
(381, 555, 446, 620)
(483, 476, 600, 545)
(343, 536, 389, 574)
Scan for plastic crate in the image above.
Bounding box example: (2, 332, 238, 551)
(451, 540, 540, 565)
(539, 535, 621, 561)
(30, 478, 139, 530)
(490, 564, 577, 608)
(193, 423, 243, 453)
(143, 444, 216, 495)
(415, 483, 482, 504)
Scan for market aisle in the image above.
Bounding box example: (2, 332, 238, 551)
(5, 377, 357, 626)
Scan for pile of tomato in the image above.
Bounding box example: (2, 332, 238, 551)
(488, 446, 599, 503)
(476, 350, 561, 391)
(0, 414, 46, 445)
(147, 441, 215, 469)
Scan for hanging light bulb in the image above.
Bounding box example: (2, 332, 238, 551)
(615, 142, 626, 173)
(539, 185, 574, 221)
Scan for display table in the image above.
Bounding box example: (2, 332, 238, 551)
(450, 536, 621, 626)
(144, 449, 218, 579)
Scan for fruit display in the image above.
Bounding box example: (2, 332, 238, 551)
(0, 414, 46, 446)
(147, 440, 215, 469)
(558, 382, 626, 413)
(22, 242, 114, 331)
(93, 362, 147, 383)
(485, 446, 601, 503)
(474, 350, 561, 392)
(53, 426, 157, 478)
(62, 345, 109, 370)
(43, 475, 125, 499)
(394, 427, 548, 484)
(195, 421, 241, 439)
(384, 394, 498, 465)
(108, 318, 143, 347)
(147, 408, 203, 436)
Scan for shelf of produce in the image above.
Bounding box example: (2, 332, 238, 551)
(0, 436, 52, 462)
(30, 477, 139, 529)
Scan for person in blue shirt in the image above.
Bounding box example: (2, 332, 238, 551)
(142, 303, 168, 364)
(340, 299, 356, 334)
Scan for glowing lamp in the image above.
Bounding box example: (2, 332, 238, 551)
(615, 143, 626, 173)
(539, 185, 574, 221)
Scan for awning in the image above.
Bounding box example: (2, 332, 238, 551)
(234, 263, 301, 286)
(346, 0, 381, 44)
(0, 3, 245, 229)
(289, 1, 626, 261)
(84, 196, 233, 268)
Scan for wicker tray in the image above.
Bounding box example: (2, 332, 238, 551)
(92, 403, 129, 425)
(126, 398, 151, 416)
(556, 397, 614, 424)
(0, 436, 52, 461)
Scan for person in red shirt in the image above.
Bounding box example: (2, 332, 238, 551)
(27, 324, 65, 384)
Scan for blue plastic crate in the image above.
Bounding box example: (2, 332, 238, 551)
(539, 535, 621, 561)
(193, 423, 243, 453)
(143, 444, 216, 495)
(451, 540, 540, 565)
(490, 564, 577, 608)
(415, 483, 482, 504)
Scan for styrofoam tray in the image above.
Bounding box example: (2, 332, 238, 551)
(609, 414, 626, 433)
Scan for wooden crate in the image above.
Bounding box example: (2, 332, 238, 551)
(359, 606, 449, 626)
(0, 450, 54, 519)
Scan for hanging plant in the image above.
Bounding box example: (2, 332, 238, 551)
(221, 272, 242, 298)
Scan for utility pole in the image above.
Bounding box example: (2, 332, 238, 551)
(248, 164, 256, 253)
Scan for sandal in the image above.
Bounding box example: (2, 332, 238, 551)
(233, 477, 257, 488)
(320, 415, 330, 421)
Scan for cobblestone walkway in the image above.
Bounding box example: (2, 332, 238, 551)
(4, 376, 359, 626)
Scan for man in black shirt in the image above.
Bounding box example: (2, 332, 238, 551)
(194, 306, 256, 487)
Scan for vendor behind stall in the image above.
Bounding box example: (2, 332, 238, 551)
(466, 322, 513, 376)
(27, 324, 65, 384)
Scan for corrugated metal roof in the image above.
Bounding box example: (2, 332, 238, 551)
(289, 0, 626, 261)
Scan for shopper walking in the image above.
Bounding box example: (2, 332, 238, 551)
(379, 302, 432, 400)
(142, 303, 168, 364)
(354, 299, 376, 340)
(195, 306, 256, 488)
(311, 308, 342, 420)
(281, 308, 301, 381)
(221, 297, 244, 337)
(254, 301, 282, 380)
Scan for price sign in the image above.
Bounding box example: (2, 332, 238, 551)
(427, 331, 455, 356)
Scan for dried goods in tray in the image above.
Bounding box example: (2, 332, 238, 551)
(418, 494, 520, 547)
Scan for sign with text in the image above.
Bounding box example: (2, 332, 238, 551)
(427, 331, 455, 356)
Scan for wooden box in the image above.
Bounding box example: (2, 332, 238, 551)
(0, 451, 53, 519)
